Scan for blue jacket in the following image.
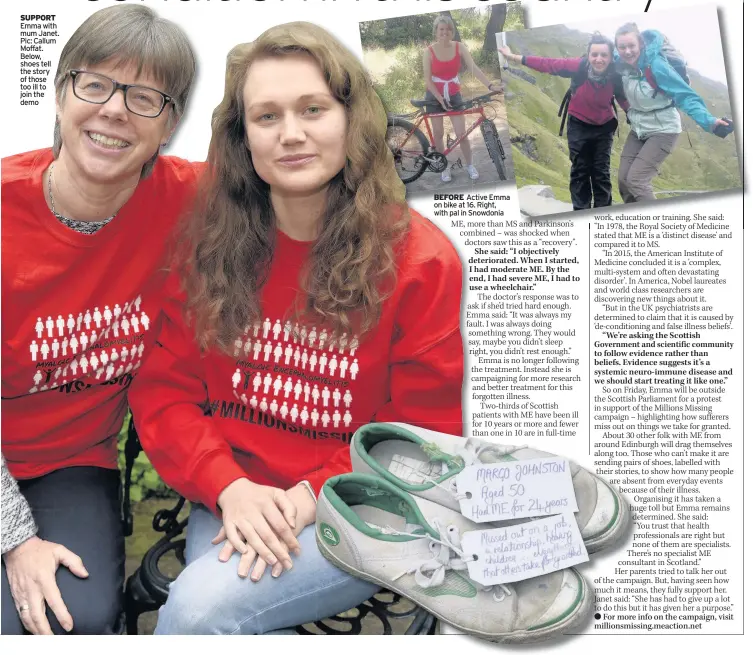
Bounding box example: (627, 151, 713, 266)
(615, 30, 716, 134)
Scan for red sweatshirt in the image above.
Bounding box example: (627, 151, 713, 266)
(128, 211, 464, 509)
(523, 56, 629, 126)
(1, 149, 200, 479)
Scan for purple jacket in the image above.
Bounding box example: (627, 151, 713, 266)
(523, 56, 629, 126)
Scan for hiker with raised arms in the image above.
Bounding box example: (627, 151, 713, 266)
(500, 34, 628, 211)
(613, 22, 733, 203)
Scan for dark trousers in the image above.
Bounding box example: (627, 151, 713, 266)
(567, 115, 618, 210)
(618, 130, 680, 203)
(1, 467, 124, 634)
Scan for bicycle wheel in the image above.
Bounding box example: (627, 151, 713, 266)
(387, 116, 430, 184)
(480, 119, 507, 181)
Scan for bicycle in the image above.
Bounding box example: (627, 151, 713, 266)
(387, 91, 507, 184)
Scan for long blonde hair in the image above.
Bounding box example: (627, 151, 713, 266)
(183, 22, 409, 354)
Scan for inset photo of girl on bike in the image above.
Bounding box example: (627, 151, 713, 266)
(496, 4, 741, 218)
(359, 3, 524, 194)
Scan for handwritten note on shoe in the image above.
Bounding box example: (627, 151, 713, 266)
(462, 513, 589, 584)
(455, 457, 578, 522)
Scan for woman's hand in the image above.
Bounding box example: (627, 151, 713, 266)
(212, 482, 316, 582)
(214, 478, 301, 579)
(433, 95, 450, 112)
(498, 45, 513, 59)
(3, 536, 89, 634)
(498, 46, 522, 65)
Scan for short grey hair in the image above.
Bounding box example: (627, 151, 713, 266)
(53, 4, 196, 178)
(433, 15, 456, 38)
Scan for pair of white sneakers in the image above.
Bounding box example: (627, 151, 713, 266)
(315, 423, 630, 644)
(442, 163, 479, 183)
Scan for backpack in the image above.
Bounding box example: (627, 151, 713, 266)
(556, 57, 626, 137)
(642, 34, 690, 98)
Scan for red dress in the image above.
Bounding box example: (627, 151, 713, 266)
(429, 42, 461, 103)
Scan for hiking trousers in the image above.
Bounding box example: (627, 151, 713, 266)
(567, 115, 618, 210)
(618, 130, 680, 203)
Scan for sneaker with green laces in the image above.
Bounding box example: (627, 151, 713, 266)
(350, 422, 629, 554)
(316, 472, 593, 643)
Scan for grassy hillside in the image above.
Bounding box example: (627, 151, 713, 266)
(503, 27, 741, 203)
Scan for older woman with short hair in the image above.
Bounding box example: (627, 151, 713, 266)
(1, 4, 197, 634)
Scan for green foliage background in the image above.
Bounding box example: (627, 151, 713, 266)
(503, 26, 741, 202)
(117, 412, 174, 502)
(365, 6, 525, 115)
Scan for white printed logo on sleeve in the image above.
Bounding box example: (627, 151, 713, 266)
(461, 513, 589, 585)
(455, 457, 578, 522)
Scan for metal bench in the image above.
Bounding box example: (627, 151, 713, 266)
(121, 418, 436, 635)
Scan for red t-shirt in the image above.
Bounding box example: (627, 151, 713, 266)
(1, 149, 201, 479)
(128, 210, 464, 509)
(429, 43, 462, 97)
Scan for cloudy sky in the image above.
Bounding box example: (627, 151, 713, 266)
(564, 4, 728, 84)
